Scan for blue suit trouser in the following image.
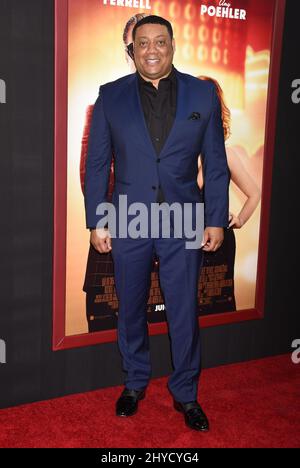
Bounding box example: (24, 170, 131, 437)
(111, 233, 203, 403)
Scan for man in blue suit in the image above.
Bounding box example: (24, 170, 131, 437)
(85, 15, 230, 432)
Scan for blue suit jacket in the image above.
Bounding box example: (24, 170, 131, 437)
(84, 68, 230, 231)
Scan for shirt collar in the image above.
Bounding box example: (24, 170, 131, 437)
(137, 65, 176, 88)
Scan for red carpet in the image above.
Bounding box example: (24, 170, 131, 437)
(0, 354, 299, 448)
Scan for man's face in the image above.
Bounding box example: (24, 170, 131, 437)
(133, 23, 175, 81)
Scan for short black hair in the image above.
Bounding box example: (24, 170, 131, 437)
(132, 15, 173, 42)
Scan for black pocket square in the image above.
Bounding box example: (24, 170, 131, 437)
(188, 112, 201, 120)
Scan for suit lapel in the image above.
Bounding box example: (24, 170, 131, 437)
(159, 69, 188, 158)
(127, 73, 157, 158)
(126, 68, 189, 159)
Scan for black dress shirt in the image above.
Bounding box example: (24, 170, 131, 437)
(137, 65, 177, 203)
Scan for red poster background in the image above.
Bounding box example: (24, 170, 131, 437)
(53, 0, 286, 350)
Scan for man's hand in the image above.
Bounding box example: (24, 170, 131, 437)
(201, 227, 224, 252)
(90, 228, 112, 254)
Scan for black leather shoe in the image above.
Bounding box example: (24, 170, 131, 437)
(173, 399, 209, 432)
(116, 388, 146, 417)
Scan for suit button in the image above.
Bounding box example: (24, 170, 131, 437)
(157, 159, 160, 163)
(152, 186, 156, 190)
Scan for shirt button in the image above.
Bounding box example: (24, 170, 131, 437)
(155, 137, 160, 142)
